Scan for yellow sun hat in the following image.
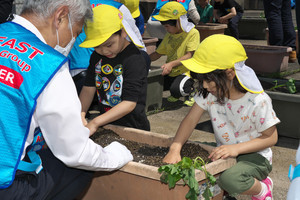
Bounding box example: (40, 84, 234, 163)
(120, 0, 140, 18)
(79, 4, 143, 48)
(181, 34, 264, 93)
(153, 1, 187, 21)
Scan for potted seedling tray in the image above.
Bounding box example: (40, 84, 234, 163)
(259, 76, 300, 139)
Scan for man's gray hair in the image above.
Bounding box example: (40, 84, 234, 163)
(21, 0, 93, 24)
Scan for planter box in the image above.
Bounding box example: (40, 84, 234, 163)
(243, 44, 292, 74)
(238, 17, 267, 40)
(146, 67, 163, 112)
(81, 125, 236, 200)
(195, 23, 228, 42)
(259, 77, 300, 139)
(143, 37, 159, 55)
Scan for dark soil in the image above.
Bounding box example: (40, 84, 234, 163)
(91, 127, 211, 167)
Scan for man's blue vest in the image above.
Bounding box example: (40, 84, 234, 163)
(0, 22, 68, 189)
(68, 0, 123, 71)
(151, 0, 191, 20)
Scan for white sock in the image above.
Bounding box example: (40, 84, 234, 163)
(253, 181, 268, 198)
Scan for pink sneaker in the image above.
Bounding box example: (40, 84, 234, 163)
(251, 177, 273, 200)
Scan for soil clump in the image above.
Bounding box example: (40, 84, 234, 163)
(91, 127, 211, 167)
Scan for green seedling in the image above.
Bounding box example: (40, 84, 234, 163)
(269, 78, 297, 94)
(158, 157, 216, 200)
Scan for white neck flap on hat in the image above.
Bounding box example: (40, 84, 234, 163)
(234, 61, 264, 94)
(179, 15, 194, 33)
(121, 18, 144, 49)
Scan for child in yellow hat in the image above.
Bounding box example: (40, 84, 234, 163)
(163, 34, 279, 200)
(149, 1, 200, 106)
(79, 5, 150, 132)
(120, 0, 145, 35)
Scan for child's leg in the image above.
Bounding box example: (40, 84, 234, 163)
(228, 12, 243, 39)
(218, 152, 272, 197)
(169, 75, 194, 98)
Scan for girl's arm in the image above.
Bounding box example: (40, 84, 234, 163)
(79, 86, 97, 125)
(209, 125, 278, 161)
(219, 7, 236, 23)
(163, 103, 205, 163)
(86, 100, 136, 136)
(161, 51, 194, 75)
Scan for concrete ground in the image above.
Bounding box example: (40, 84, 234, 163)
(146, 39, 300, 199)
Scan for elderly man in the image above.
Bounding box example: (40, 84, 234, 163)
(0, 0, 133, 199)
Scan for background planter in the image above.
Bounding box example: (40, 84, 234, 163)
(143, 37, 159, 55)
(259, 77, 300, 139)
(243, 44, 292, 74)
(195, 23, 228, 42)
(146, 67, 164, 112)
(238, 17, 267, 40)
(81, 125, 236, 200)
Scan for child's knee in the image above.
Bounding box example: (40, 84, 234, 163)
(218, 169, 253, 196)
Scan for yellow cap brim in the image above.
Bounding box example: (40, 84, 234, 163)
(79, 34, 112, 48)
(152, 15, 169, 21)
(181, 57, 217, 74)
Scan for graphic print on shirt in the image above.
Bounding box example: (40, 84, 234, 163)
(167, 35, 184, 62)
(237, 105, 244, 113)
(95, 59, 123, 108)
(222, 132, 230, 142)
(226, 103, 234, 115)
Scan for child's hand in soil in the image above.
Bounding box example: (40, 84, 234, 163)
(163, 150, 181, 164)
(86, 119, 98, 136)
(208, 144, 238, 161)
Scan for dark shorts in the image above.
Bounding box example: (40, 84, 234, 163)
(164, 75, 194, 98)
(0, 149, 94, 200)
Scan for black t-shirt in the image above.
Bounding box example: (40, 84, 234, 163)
(85, 43, 150, 131)
(213, 0, 243, 15)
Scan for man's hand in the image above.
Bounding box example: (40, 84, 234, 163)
(86, 119, 98, 136)
(81, 112, 88, 126)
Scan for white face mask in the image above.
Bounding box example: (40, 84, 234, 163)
(54, 14, 75, 56)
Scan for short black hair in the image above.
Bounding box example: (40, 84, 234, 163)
(160, 20, 177, 27)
